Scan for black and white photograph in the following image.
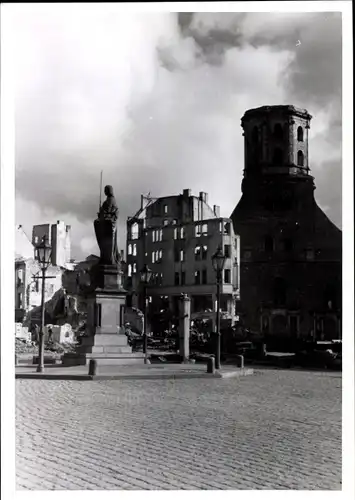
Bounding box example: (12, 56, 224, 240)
(1, 1, 353, 496)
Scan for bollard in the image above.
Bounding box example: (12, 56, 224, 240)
(207, 356, 215, 374)
(260, 343, 267, 358)
(236, 355, 244, 369)
(88, 359, 97, 376)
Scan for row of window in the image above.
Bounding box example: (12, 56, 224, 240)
(245, 237, 319, 259)
(264, 236, 294, 253)
(152, 250, 163, 263)
(272, 148, 305, 167)
(127, 266, 232, 285)
(174, 268, 231, 286)
(128, 243, 233, 264)
(128, 220, 232, 242)
(252, 124, 304, 142)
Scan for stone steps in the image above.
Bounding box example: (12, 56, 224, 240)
(62, 352, 145, 367)
(76, 345, 132, 355)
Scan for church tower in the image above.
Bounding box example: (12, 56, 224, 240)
(231, 105, 341, 345)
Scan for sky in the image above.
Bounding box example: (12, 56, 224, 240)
(11, 6, 342, 260)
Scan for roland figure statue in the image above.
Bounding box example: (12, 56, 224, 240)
(94, 185, 120, 265)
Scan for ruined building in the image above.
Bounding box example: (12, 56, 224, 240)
(15, 222, 71, 324)
(32, 220, 71, 268)
(126, 190, 240, 332)
(231, 105, 342, 341)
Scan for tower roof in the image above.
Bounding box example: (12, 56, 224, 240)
(242, 105, 312, 125)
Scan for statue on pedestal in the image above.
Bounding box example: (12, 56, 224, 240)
(94, 185, 120, 266)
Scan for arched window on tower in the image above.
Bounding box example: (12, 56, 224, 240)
(273, 148, 283, 166)
(297, 150, 304, 167)
(297, 126, 304, 142)
(273, 277, 287, 307)
(274, 123, 283, 140)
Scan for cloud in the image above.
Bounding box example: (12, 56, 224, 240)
(12, 8, 342, 259)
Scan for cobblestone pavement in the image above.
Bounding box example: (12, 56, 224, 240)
(16, 369, 341, 490)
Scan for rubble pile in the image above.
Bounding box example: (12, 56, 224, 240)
(15, 337, 76, 356)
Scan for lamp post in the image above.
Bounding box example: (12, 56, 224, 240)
(212, 246, 226, 370)
(140, 264, 152, 364)
(35, 235, 52, 373)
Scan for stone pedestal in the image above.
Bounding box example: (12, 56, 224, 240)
(62, 265, 145, 367)
(179, 294, 191, 362)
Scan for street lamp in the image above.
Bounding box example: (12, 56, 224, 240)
(35, 235, 52, 373)
(212, 245, 226, 370)
(140, 264, 152, 364)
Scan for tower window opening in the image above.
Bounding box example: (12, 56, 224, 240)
(297, 126, 304, 142)
(274, 123, 283, 140)
(297, 150, 304, 167)
(273, 148, 283, 166)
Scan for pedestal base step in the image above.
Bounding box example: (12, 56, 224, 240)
(62, 352, 146, 367)
(76, 345, 132, 355)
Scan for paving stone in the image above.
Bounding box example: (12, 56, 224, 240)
(16, 369, 341, 490)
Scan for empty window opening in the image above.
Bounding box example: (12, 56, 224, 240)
(297, 150, 304, 167)
(224, 269, 231, 284)
(297, 126, 304, 142)
(224, 245, 231, 258)
(174, 272, 180, 286)
(164, 205, 168, 214)
(130, 222, 139, 240)
(195, 271, 201, 285)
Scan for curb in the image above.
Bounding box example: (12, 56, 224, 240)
(15, 368, 254, 381)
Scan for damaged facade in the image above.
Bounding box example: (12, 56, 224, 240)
(230, 105, 342, 341)
(126, 189, 241, 332)
(15, 222, 72, 325)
